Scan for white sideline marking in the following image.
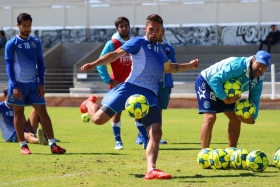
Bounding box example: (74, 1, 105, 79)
(0, 171, 92, 186)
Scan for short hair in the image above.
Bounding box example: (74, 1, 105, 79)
(146, 14, 163, 26)
(115, 17, 130, 28)
(17, 13, 32, 25)
(3, 85, 8, 95)
(0, 30, 5, 37)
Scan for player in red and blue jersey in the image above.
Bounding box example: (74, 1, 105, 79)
(79, 14, 199, 180)
(96, 17, 148, 150)
(5, 13, 66, 154)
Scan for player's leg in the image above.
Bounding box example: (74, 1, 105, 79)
(195, 75, 219, 149)
(28, 108, 39, 133)
(224, 111, 241, 148)
(24, 132, 40, 144)
(200, 112, 216, 148)
(111, 112, 123, 150)
(135, 120, 149, 148)
(142, 106, 171, 180)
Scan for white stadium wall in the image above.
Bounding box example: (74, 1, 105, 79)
(0, 0, 279, 46)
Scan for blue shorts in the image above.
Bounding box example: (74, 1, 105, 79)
(195, 75, 235, 114)
(157, 82, 172, 110)
(101, 82, 159, 113)
(6, 131, 18, 142)
(7, 81, 46, 106)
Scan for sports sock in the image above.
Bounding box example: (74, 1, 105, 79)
(19, 141, 27, 147)
(135, 121, 149, 142)
(112, 121, 121, 142)
(48, 138, 56, 146)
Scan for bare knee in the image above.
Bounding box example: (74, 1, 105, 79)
(204, 113, 216, 125)
(90, 111, 111, 125)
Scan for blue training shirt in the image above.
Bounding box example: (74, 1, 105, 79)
(121, 36, 167, 95)
(201, 56, 264, 119)
(5, 35, 45, 89)
(0, 101, 15, 141)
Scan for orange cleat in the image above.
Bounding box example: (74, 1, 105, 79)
(80, 95, 97, 113)
(144, 169, 172, 180)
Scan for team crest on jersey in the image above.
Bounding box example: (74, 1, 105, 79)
(210, 91, 216, 101)
(203, 101, 210, 109)
(104, 95, 113, 103)
(8, 95, 16, 102)
(30, 41, 37, 48)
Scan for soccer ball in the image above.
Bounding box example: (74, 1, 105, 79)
(197, 148, 214, 169)
(125, 94, 149, 119)
(224, 147, 237, 168)
(230, 148, 248, 170)
(234, 99, 256, 119)
(81, 113, 90, 122)
(246, 150, 269, 172)
(209, 149, 230, 169)
(273, 149, 280, 168)
(223, 79, 242, 97)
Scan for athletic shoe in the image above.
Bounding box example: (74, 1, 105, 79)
(143, 141, 148, 149)
(21, 145, 31, 155)
(37, 128, 48, 145)
(160, 140, 167, 144)
(51, 143, 66, 154)
(144, 169, 172, 180)
(80, 95, 97, 113)
(114, 141, 123, 150)
(136, 134, 143, 144)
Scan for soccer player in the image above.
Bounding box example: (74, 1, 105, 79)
(0, 85, 47, 145)
(195, 50, 271, 149)
(80, 14, 199, 180)
(96, 16, 148, 150)
(5, 13, 66, 154)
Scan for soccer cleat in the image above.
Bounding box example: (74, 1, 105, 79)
(160, 140, 167, 144)
(114, 141, 123, 150)
(136, 134, 143, 144)
(37, 128, 48, 145)
(80, 95, 97, 113)
(21, 145, 31, 155)
(144, 169, 172, 180)
(51, 143, 66, 154)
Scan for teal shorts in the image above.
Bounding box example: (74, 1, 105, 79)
(157, 82, 172, 110)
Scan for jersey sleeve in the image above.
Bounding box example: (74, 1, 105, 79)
(5, 39, 17, 89)
(36, 40, 45, 85)
(121, 37, 141, 54)
(96, 41, 114, 84)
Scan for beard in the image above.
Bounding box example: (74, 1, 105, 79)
(119, 33, 129, 39)
(20, 31, 30, 37)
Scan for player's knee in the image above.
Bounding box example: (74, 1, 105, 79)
(91, 115, 108, 125)
(204, 113, 216, 124)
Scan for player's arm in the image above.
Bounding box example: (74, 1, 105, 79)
(36, 41, 45, 98)
(81, 48, 126, 73)
(164, 59, 199, 73)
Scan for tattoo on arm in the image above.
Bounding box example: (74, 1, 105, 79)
(175, 64, 179, 72)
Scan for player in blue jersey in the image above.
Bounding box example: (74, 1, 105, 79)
(96, 17, 149, 150)
(195, 50, 271, 149)
(0, 85, 48, 144)
(80, 14, 199, 180)
(5, 13, 66, 154)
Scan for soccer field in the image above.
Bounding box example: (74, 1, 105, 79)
(0, 107, 279, 187)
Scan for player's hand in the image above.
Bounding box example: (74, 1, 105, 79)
(223, 95, 241, 104)
(80, 63, 95, 72)
(189, 59, 199, 69)
(13, 88, 23, 100)
(108, 79, 119, 88)
(36, 84, 45, 98)
(236, 114, 255, 124)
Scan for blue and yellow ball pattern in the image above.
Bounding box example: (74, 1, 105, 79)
(81, 113, 90, 122)
(125, 94, 149, 119)
(224, 79, 242, 97)
(246, 150, 269, 172)
(234, 99, 256, 119)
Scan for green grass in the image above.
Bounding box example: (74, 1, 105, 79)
(0, 107, 280, 187)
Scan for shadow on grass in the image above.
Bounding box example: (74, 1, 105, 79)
(160, 147, 202, 151)
(31, 152, 128, 156)
(171, 142, 228, 145)
(130, 172, 276, 180)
